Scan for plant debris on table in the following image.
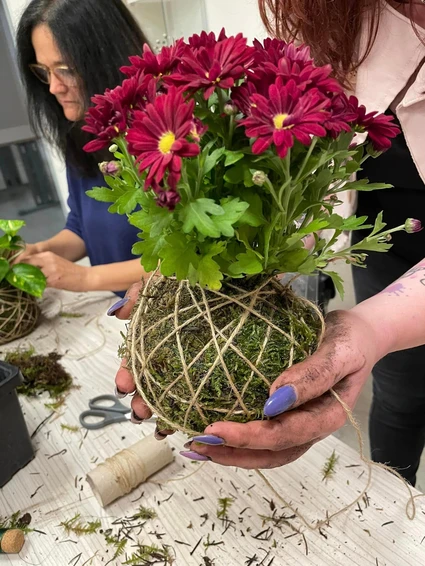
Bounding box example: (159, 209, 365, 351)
(3, 346, 73, 397)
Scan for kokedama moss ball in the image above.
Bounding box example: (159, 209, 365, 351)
(127, 276, 324, 436)
(0, 285, 40, 346)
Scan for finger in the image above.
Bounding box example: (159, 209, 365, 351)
(111, 281, 144, 319)
(264, 310, 371, 414)
(154, 425, 175, 441)
(130, 394, 153, 421)
(203, 370, 361, 452)
(184, 441, 314, 469)
(115, 358, 136, 394)
(22, 254, 46, 269)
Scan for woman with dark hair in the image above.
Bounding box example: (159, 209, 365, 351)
(112, 1, 425, 481)
(15, 0, 150, 297)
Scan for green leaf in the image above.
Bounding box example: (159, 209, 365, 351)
(323, 270, 345, 300)
(133, 235, 165, 273)
(223, 162, 245, 184)
(110, 190, 141, 215)
(278, 249, 310, 272)
(334, 180, 392, 193)
(0, 234, 12, 249)
(86, 186, 116, 203)
(197, 256, 223, 290)
(0, 219, 25, 236)
(210, 198, 249, 237)
(228, 249, 263, 276)
(0, 258, 9, 283)
(235, 189, 265, 227)
(159, 234, 199, 280)
(6, 263, 46, 298)
(224, 151, 244, 167)
(129, 206, 173, 238)
(204, 147, 226, 175)
(180, 198, 224, 238)
(339, 215, 372, 231)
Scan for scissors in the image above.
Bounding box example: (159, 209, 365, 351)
(79, 394, 155, 430)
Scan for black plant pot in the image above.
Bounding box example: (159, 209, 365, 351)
(0, 361, 34, 487)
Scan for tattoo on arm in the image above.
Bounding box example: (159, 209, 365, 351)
(381, 260, 425, 296)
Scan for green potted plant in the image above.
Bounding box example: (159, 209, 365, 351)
(0, 220, 46, 345)
(84, 32, 419, 435)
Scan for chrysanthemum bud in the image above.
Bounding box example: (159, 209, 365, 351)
(109, 144, 118, 153)
(99, 161, 121, 176)
(252, 170, 268, 186)
(224, 102, 237, 116)
(404, 218, 423, 234)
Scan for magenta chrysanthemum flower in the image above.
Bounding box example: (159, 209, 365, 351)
(83, 94, 127, 152)
(127, 87, 200, 190)
(155, 187, 181, 211)
(324, 93, 359, 138)
(241, 78, 330, 158)
(188, 28, 227, 51)
(165, 34, 255, 99)
(349, 96, 400, 151)
(120, 40, 186, 78)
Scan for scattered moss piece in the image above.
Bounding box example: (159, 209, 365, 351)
(104, 533, 127, 560)
(60, 513, 101, 535)
(59, 311, 83, 319)
(123, 543, 174, 565)
(44, 395, 67, 411)
(60, 423, 80, 433)
(4, 347, 73, 397)
(322, 450, 339, 482)
(132, 506, 157, 521)
(217, 497, 234, 521)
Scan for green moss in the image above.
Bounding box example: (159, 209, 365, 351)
(128, 277, 322, 434)
(4, 347, 73, 398)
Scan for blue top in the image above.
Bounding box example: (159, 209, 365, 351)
(64, 165, 140, 297)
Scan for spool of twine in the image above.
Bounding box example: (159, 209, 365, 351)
(86, 434, 174, 507)
(0, 529, 25, 554)
(0, 285, 40, 345)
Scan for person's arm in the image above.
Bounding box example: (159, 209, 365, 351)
(352, 257, 425, 356)
(21, 229, 87, 262)
(85, 258, 146, 293)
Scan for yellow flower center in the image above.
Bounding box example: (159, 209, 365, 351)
(273, 113, 289, 130)
(158, 131, 176, 154)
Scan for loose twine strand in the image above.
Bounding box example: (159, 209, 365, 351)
(128, 273, 423, 531)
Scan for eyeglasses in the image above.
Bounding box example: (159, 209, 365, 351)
(29, 63, 78, 86)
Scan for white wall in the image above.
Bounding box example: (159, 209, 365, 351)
(204, 0, 266, 42)
(3, 0, 69, 215)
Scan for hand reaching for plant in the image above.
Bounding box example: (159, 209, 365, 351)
(111, 288, 377, 466)
(23, 251, 90, 292)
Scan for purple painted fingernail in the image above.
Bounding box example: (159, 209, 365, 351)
(180, 451, 211, 462)
(114, 386, 127, 399)
(263, 385, 297, 417)
(130, 410, 143, 424)
(107, 297, 129, 316)
(191, 435, 225, 446)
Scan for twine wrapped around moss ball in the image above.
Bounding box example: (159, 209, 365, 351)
(127, 274, 325, 436)
(0, 285, 40, 345)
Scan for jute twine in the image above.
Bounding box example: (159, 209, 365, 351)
(128, 271, 422, 532)
(128, 272, 325, 436)
(0, 285, 40, 346)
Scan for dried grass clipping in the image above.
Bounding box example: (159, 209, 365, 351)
(128, 275, 324, 436)
(0, 285, 40, 345)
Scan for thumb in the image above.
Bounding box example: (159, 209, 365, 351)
(264, 310, 367, 417)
